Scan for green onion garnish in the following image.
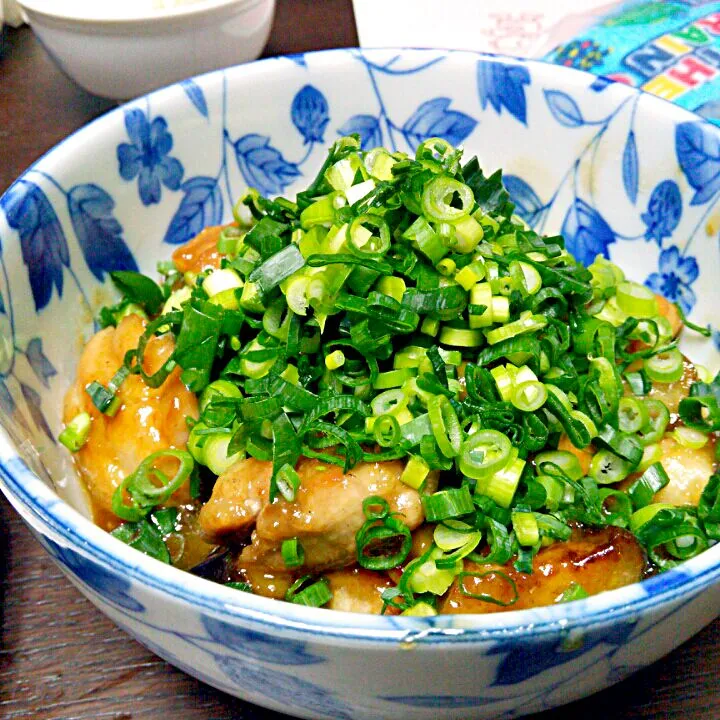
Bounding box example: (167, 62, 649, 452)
(281, 537, 305, 568)
(59, 412, 91, 452)
(91, 136, 719, 603)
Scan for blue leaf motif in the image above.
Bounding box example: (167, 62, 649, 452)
(0, 379, 17, 416)
(713, 329, 720, 352)
(213, 655, 352, 720)
(164, 176, 223, 245)
(641, 180, 682, 245)
(675, 121, 720, 205)
(477, 60, 531, 125)
(622, 131, 639, 205)
(202, 615, 324, 666)
(544, 90, 585, 127)
(0, 287, 5, 315)
(288, 53, 307, 67)
(0, 379, 32, 436)
(180, 79, 209, 118)
(337, 114, 383, 150)
(20, 382, 53, 442)
(0, 179, 69, 312)
(561, 198, 615, 266)
(401, 98, 477, 152)
(44, 536, 145, 612)
(503, 175, 547, 227)
(67, 184, 139, 281)
(234, 135, 302, 196)
(291, 85, 330, 144)
(26, 338, 57, 389)
(489, 618, 637, 686)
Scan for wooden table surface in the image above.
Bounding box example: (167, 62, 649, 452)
(1, 2, 719, 718)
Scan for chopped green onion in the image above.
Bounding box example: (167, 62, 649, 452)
(204, 268, 244, 297)
(85, 381, 120, 417)
(111, 517, 170, 563)
(373, 414, 401, 447)
(422, 487, 474, 522)
(630, 502, 675, 534)
(556, 582, 589, 603)
(407, 547, 462, 595)
(512, 508, 540, 546)
(281, 538, 305, 568)
(400, 455, 431, 490)
(673, 426, 709, 450)
(110, 270, 164, 315)
(511, 381, 547, 412)
(616, 281, 658, 318)
(111, 450, 195, 522)
(645, 348, 683, 383)
(485, 311, 547, 345)
(438, 326, 484, 347)
(627, 462, 670, 509)
(617, 397, 648, 434)
(457, 570, 518, 606)
(637, 399, 671, 446)
(434, 519, 478, 550)
(356, 508, 412, 570)
(459, 429, 512, 481)
(401, 602, 437, 616)
(203, 433, 243, 476)
(325, 349, 346, 370)
(421, 176, 474, 223)
(477, 455, 525, 508)
(590, 449, 632, 485)
(535, 450, 583, 481)
(59, 412, 91, 452)
(287, 577, 332, 607)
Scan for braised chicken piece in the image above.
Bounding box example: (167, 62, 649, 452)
(198, 457, 273, 539)
(651, 434, 716, 506)
(200, 456, 434, 572)
(172, 224, 225, 274)
(63, 314, 198, 529)
(325, 567, 394, 613)
(645, 358, 699, 418)
(440, 526, 645, 614)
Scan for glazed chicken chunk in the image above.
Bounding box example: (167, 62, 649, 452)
(441, 526, 645, 614)
(63, 314, 198, 529)
(200, 457, 435, 572)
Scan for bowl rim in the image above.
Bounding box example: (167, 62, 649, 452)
(17, 0, 264, 25)
(1, 46, 720, 644)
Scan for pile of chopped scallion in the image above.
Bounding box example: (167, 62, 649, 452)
(61, 136, 720, 612)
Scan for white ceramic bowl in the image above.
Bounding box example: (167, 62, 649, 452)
(16, 0, 276, 99)
(0, 49, 719, 720)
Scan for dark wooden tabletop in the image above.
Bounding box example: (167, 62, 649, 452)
(1, 2, 719, 718)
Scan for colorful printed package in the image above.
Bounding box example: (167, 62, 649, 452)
(545, 1, 720, 123)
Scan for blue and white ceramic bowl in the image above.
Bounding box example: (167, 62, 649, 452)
(0, 49, 719, 720)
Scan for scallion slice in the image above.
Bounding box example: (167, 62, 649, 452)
(422, 487, 474, 522)
(281, 537, 305, 568)
(59, 412, 91, 452)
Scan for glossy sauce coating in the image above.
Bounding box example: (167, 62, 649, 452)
(63, 314, 198, 530)
(440, 526, 645, 614)
(171, 225, 225, 274)
(201, 456, 433, 572)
